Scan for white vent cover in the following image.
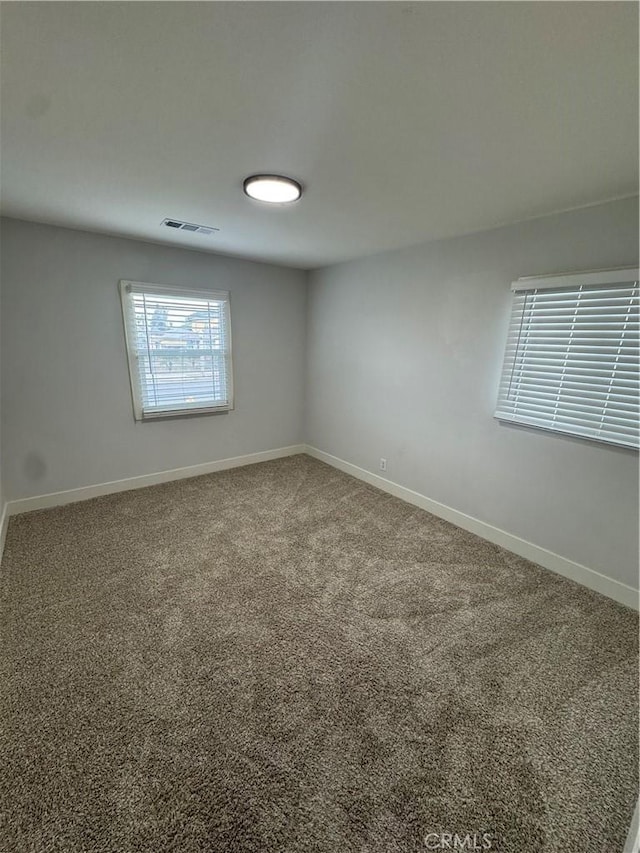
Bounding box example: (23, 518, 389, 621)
(161, 218, 219, 236)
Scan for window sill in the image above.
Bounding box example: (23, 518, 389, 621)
(136, 405, 233, 422)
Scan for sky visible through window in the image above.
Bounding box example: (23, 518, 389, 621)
(131, 291, 229, 413)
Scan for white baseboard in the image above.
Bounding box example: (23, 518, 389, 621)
(304, 445, 639, 610)
(6, 445, 306, 517)
(5, 442, 637, 610)
(624, 800, 640, 853)
(0, 501, 8, 565)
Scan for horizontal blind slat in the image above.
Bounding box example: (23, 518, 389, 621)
(122, 283, 233, 419)
(495, 279, 639, 449)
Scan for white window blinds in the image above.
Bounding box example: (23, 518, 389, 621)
(120, 280, 233, 420)
(495, 268, 639, 450)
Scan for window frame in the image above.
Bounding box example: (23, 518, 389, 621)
(494, 266, 639, 451)
(119, 279, 234, 422)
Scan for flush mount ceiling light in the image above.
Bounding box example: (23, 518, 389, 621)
(243, 174, 302, 204)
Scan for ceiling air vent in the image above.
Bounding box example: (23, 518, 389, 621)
(161, 218, 219, 236)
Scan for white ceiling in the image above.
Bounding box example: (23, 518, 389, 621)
(1, 2, 638, 269)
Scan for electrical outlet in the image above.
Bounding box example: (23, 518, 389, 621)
(379, 458, 387, 472)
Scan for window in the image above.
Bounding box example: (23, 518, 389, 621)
(495, 267, 639, 450)
(120, 280, 233, 420)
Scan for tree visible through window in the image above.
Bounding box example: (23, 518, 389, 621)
(120, 280, 233, 420)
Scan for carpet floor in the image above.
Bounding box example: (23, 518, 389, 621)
(1, 454, 637, 853)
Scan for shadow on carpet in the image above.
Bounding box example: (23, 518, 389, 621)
(1, 454, 637, 852)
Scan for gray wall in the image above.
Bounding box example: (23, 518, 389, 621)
(0, 247, 3, 516)
(306, 198, 639, 588)
(1, 219, 307, 499)
(3, 202, 638, 589)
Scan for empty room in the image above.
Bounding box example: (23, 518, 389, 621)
(0, 2, 638, 852)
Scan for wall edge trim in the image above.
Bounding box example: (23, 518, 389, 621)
(0, 502, 8, 565)
(6, 445, 306, 516)
(304, 445, 639, 610)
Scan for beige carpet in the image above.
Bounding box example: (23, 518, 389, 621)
(1, 454, 637, 852)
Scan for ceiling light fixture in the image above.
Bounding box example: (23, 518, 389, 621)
(243, 174, 302, 204)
